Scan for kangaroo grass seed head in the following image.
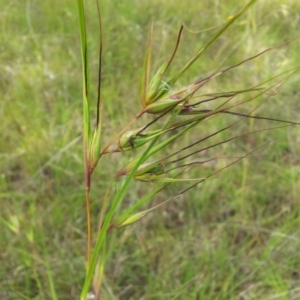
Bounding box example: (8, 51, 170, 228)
(142, 62, 169, 106)
(117, 128, 165, 152)
(142, 77, 209, 114)
(134, 173, 165, 182)
(143, 96, 184, 114)
(135, 162, 165, 176)
(116, 159, 165, 179)
(114, 211, 149, 228)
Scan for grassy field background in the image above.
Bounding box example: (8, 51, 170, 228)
(1, 0, 300, 299)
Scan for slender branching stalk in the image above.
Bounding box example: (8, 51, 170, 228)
(77, 0, 299, 298)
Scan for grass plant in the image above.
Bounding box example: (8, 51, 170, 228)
(1, 0, 300, 299)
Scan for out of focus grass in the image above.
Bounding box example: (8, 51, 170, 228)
(1, 0, 300, 299)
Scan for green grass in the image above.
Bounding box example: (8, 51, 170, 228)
(1, 0, 300, 299)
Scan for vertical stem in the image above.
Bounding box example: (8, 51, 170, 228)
(85, 188, 91, 267)
(94, 237, 106, 300)
(85, 157, 92, 268)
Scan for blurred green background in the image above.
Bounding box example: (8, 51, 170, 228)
(1, 0, 300, 299)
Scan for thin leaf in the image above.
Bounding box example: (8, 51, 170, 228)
(169, 0, 258, 84)
(140, 22, 153, 107)
(95, 0, 103, 127)
(77, 0, 91, 143)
